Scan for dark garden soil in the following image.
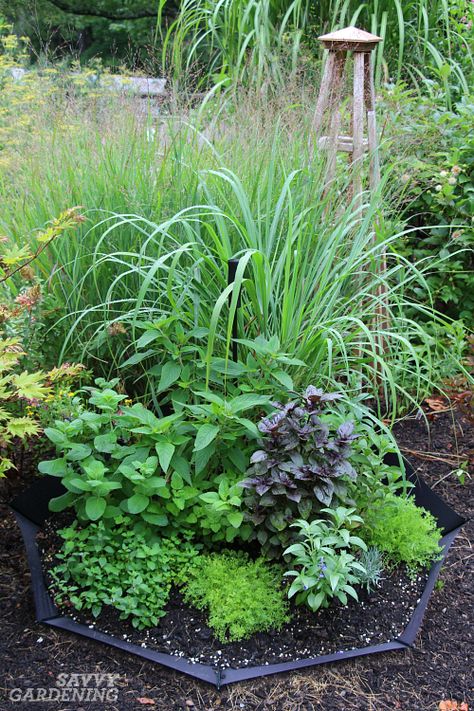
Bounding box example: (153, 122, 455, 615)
(0, 400, 472, 710)
(39, 515, 428, 669)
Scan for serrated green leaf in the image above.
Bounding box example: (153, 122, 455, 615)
(227, 511, 244, 528)
(194, 423, 219, 451)
(0, 457, 14, 476)
(7, 417, 39, 439)
(157, 361, 181, 393)
(1, 243, 32, 266)
(155, 441, 175, 473)
(12, 371, 50, 400)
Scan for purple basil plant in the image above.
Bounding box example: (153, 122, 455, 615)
(240, 386, 359, 556)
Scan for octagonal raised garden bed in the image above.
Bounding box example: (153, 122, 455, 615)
(11, 455, 466, 689)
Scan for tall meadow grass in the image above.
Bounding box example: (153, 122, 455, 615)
(0, 84, 466, 419)
(158, 0, 473, 104)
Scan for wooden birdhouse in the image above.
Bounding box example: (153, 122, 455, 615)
(312, 26, 382, 210)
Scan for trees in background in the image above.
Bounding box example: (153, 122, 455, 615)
(0, 0, 175, 67)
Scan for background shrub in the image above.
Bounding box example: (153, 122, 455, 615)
(384, 89, 474, 327)
(0, 38, 469, 418)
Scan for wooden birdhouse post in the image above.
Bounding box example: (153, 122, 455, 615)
(312, 27, 389, 377)
(312, 27, 382, 210)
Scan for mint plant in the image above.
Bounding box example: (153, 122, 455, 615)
(50, 517, 199, 628)
(241, 386, 359, 555)
(283, 507, 367, 612)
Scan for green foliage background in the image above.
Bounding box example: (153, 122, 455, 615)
(3, 0, 473, 87)
(1, 0, 165, 67)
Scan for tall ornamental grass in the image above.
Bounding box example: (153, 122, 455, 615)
(58, 171, 454, 422)
(0, 83, 465, 419)
(157, 0, 473, 102)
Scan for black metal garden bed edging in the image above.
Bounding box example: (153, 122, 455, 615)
(11, 460, 467, 689)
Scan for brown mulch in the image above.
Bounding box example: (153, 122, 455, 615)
(0, 403, 472, 711)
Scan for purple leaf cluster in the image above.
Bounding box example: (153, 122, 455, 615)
(241, 387, 358, 555)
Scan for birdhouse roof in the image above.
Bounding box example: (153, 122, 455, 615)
(318, 26, 382, 51)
